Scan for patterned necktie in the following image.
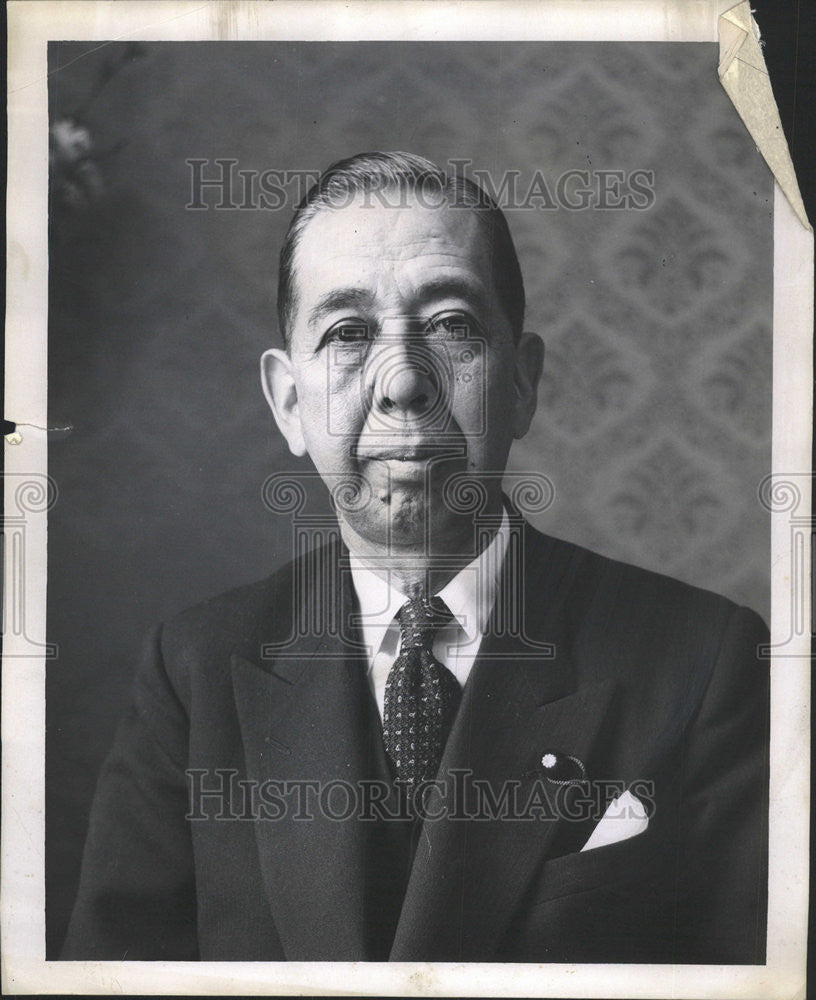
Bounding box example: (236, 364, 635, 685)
(382, 595, 462, 791)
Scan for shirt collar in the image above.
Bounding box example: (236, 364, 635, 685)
(349, 508, 510, 658)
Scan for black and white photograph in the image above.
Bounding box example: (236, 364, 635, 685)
(2, 1, 812, 996)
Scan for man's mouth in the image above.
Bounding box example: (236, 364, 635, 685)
(356, 442, 444, 462)
(353, 436, 468, 468)
(369, 448, 436, 462)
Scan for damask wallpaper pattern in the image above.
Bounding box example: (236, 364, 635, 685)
(46, 41, 772, 952)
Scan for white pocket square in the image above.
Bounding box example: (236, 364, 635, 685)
(580, 789, 649, 852)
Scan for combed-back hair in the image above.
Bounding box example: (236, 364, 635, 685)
(277, 151, 525, 349)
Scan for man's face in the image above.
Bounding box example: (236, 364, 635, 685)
(263, 192, 542, 555)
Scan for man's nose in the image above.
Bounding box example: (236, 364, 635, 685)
(378, 361, 432, 416)
(368, 338, 446, 425)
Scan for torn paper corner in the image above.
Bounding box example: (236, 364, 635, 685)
(718, 0, 811, 232)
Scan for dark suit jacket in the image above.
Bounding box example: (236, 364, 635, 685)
(62, 516, 769, 963)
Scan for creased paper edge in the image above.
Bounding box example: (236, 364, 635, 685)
(718, 0, 811, 231)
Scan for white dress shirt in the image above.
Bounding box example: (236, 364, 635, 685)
(349, 510, 510, 719)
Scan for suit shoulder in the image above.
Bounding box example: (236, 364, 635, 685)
(523, 526, 768, 741)
(521, 523, 767, 691)
(525, 522, 762, 624)
(158, 555, 300, 662)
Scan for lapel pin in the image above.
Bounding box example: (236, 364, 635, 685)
(539, 749, 587, 785)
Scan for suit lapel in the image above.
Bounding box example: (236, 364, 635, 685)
(231, 541, 374, 961)
(391, 519, 620, 961)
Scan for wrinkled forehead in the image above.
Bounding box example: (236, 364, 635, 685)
(289, 193, 495, 316)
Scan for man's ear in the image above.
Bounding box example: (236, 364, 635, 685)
(260, 348, 307, 457)
(512, 332, 545, 439)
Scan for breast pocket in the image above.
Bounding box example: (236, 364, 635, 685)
(528, 819, 664, 906)
(499, 823, 674, 963)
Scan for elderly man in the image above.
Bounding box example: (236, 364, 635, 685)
(63, 152, 768, 964)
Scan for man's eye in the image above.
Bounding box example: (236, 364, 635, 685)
(425, 312, 478, 339)
(325, 321, 370, 345)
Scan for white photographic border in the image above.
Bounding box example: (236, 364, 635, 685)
(3, 2, 812, 996)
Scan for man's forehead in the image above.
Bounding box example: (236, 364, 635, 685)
(293, 196, 489, 274)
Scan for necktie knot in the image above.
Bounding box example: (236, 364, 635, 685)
(397, 595, 452, 650)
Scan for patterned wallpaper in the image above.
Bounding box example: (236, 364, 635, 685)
(493, 47, 773, 614)
(46, 41, 772, 953)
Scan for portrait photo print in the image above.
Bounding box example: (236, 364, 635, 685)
(0, 1, 807, 994)
(44, 36, 774, 965)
